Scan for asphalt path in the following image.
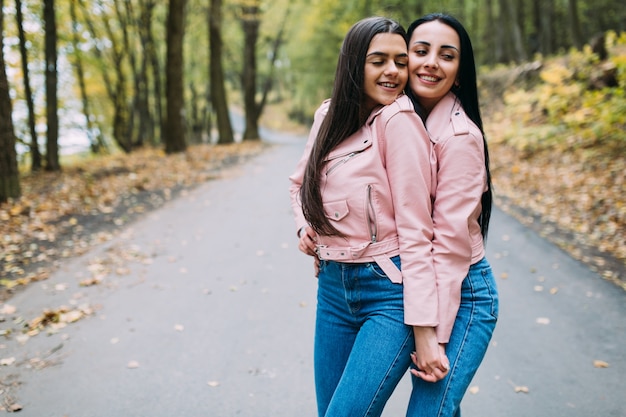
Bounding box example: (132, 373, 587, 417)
(1, 125, 624, 417)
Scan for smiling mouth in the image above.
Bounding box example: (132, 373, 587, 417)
(418, 75, 440, 82)
(380, 82, 399, 88)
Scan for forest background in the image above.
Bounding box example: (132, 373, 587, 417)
(0, 0, 624, 299)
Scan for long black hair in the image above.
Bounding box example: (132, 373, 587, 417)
(405, 13, 493, 239)
(300, 17, 407, 236)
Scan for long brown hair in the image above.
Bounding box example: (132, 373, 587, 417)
(300, 17, 406, 236)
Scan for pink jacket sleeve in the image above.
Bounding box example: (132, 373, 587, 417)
(432, 130, 486, 343)
(377, 100, 437, 327)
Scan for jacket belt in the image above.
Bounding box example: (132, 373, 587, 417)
(315, 237, 402, 284)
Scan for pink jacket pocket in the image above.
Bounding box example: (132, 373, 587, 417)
(324, 200, 349, 222)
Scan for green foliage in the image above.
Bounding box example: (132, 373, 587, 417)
(4, 0, 626, 152)
(500, 31, 626, 157)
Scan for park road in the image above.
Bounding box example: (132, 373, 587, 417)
(0, 127, 625, 417)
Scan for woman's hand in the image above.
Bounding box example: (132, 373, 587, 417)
(410, 326, 450, 383)
(298, 226, 320, 276)
(298, 226, 317, 257)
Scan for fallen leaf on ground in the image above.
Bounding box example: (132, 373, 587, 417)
(0, 357, 16, 366)
(0, 304, 16, 315)
(79, 277, 102, 287)
(8, 403, 22, 412)
(593, 360, 609, 368)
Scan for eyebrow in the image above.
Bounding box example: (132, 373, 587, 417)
(413, 40, 459, 52)
(366, 51, 409, 58)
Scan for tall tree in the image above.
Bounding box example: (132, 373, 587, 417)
(143, 0, 163, 147)
(240, 0, 292, 141)
(164, 0, 187, 153)
(501, 0, 527, 62)
(69, 0, 107, 154)
(209, 0, 234, 144)
(534, 0, 555, 56)
(240, 0, 261, 141)
(484, 0, 497, 64)
(0, 0, 21, 202)
(15, 0, 41, 171)
(44, 0, 60, 171)
(136, 0, 158, 146)
(78, 0, 132, 153)
(567, 0, 583, 49)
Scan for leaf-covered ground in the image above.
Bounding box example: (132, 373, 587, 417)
(0, 141, 269, 302)
(481, 40, 626, 290)
(487, 135, 625, 290)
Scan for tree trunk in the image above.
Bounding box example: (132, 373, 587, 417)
(209, 0, 234, 145)
(15, 0, 41, 171)
(100, 0, 132, 152)
(257, 0, 291, 128)
(501, 0, 527, 62)
(78, 0, 132, 153)
(535, 0, 555, 55)
(69, 0, 107, 154)
(241, 1, 260, 141)
(188, 81, 202, 144)
(44, 0, 60, 171)
(137, 0, 156, 146)
(164, 0, 187, 153)
(144, 0, 163, 147)
(494, 0, 505, 63)
(116, 0, 146, 149)
(484, 0, 496, 65)
(567, 0, 584, 50)
(0, 0, 21, 202)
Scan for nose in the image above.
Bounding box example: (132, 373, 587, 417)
(424, 53, 438, 69)
(385, 60, 400, 75)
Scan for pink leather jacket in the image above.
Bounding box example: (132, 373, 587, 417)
(428, 92, 487, 343)
(289, 95, 439, 328)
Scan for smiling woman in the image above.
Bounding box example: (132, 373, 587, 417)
(404, 13, 498, 417)
(288, 16, 440, 417)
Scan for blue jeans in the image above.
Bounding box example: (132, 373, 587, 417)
(315, 256, 413, 417)
(406, 257, 499, 417)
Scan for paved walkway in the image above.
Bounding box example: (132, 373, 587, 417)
(0, 127, 624, 416)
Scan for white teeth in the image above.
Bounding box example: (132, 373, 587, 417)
(419, 75, 439, 82)
(381, 83, 397, 88)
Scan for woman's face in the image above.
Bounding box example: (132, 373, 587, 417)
(408, 21, 461, 113)
(363, 33, 408, 113)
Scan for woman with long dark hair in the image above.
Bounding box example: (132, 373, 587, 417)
(404, 13, 499, 416)
(289, 16, 448, 417)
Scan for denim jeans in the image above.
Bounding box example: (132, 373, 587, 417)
(406, 257, 499, 417)
(315, 256, 413, 417)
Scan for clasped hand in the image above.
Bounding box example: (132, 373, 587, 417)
(411, 327, 450, 383)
